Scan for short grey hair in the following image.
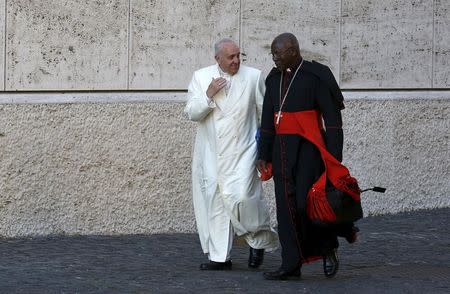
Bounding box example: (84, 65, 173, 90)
(214, 38, 237, 55)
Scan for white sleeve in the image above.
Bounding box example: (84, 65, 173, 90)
(255, 71, 265, 126)
(184, 72, 215, 122)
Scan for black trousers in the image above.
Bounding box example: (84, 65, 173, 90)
(272, 135, 339, 271)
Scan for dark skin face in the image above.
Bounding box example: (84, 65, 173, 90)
(257, 35, 302, 173)
(270, 39, 301, 72)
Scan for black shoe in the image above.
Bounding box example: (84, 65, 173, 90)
(323, 249, 339, 278)
(248, 248, 265, 268)
(200, 260, 232, 271)
(263, 267, 301, 280)
(345, 226, 360, 244)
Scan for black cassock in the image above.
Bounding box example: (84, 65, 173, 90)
(258, 60, 353, 271)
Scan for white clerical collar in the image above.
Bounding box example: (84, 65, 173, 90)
(218, 65, 232, 79)
(217, 65, 232, 95)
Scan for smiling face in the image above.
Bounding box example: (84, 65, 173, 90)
(215, 41, 241, 75)
(271, 40, 297, 72)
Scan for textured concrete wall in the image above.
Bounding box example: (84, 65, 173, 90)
(435, 0, 450, 87)
(0, 1, 448, 237)
(241, 0, 341, 80)
(341, 0, 433, 88)
(0, 0, 4, 90)
(342, 99, 449, 214)
(0, 102, 196, 237)
(0, 0, 449, 90)
(6, 0, 129, 90)
(129, 0, 239, 89)
(0, 99, 448, 237)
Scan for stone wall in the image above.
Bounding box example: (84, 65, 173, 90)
(0, 97, 448, 237)
(0, 0, 448, 90)
(0, 101, 196, 237)
(0, 1, 449, 237)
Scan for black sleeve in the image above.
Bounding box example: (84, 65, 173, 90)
(316, 80, 343, 162)
(258, 80, 275, 162)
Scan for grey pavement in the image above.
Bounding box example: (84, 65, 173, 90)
(1, 208, 449, 293)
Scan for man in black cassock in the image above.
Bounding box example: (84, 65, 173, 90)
(257, 33, 357, 280)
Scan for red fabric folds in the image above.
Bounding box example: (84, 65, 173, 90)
(274, 110, 360, 223)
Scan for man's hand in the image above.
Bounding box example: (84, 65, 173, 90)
(206, 77, 227, 99)
(257, 159, 268, 173)
(257, 160, 273, 181)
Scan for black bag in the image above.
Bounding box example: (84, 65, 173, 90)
(325, 187, 363, 224)
(309, 186, 363, 227)
(310, 185, 386, 227)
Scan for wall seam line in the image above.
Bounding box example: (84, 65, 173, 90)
(339, 0, 343, 86)
(431, 0, 436, 88)
(127, 0, 132, 90)
(3, 0, 7, 91)
(239, 0, 242, 48)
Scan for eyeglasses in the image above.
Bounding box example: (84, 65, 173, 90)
(270, 47, 294, 59)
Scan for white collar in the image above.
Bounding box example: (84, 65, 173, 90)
(217, 65, 232, 79)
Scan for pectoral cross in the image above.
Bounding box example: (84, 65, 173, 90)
(275, 110, 283, 125)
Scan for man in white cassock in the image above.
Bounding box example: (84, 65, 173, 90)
(185, 38, 278, 271)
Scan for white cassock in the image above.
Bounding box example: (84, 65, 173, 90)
(184, 64, 278, 262)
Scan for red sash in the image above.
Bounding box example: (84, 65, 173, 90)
(275, 110, 360, 223)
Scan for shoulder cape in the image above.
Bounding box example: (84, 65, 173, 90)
(266, 60, 345, 110)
